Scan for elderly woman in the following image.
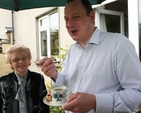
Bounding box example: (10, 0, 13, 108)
(0, 44, 49, 113)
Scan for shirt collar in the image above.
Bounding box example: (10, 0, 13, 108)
(15, 71, 28, 84)
(75, 27, 101, 47)
(88, 27, 101, 45)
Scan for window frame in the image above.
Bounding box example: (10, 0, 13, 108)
(95, 8, 125, 35)
(38, 10, 59, 59)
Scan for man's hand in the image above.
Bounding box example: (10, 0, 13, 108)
(62, 92, 96, 113)
(39, 57, 57, 80)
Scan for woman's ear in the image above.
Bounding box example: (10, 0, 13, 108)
(9, 63, 14, 70)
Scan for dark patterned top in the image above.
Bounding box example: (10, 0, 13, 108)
(0, 70, 49, 113)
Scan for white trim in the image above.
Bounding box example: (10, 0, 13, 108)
(38, 16, 48, 58)
(38, 11, 59, 58)
(95, 9, 124, 34)
(47, 15, 51, 57)
(92, 0, 117, 8)
(128, 0, 139, 55)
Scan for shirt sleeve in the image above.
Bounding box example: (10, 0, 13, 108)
(96, 37, 141, 113)
(55, 72, 66, 86)
(114, 38, 141, 112)
(95, 94, 113, 113)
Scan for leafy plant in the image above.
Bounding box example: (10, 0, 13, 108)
(55, 45, 69, 70)
(50, 106, 64, 113)
(45, 45, 69, 113)
(46, 80, 65, 113)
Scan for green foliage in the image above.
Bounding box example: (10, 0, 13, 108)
(50, 106, 64, 113)
(59, 45, 69, 61)
(46, 45, 69, 113)
(45, 80, 53, 93)
(55, 45, 69, 70)
(51, 30, 59, 56)
(46, 79, 65, 113)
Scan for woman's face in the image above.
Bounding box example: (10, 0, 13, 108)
(64, 0, 95, 44)
(10, 51, 30, 77)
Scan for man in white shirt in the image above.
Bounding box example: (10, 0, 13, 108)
(39, 0, 141, 113)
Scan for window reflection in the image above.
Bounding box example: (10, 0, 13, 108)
(40, 30, 47, 56)
(100, 14, 120, 33)
(40, 18, 47, 27)
(49, 12, 59, 56)
(39, 11, 59, 58)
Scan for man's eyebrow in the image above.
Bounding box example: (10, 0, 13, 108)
(64, 13, 80, 18)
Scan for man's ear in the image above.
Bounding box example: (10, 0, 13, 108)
(89, 10, 95, 23)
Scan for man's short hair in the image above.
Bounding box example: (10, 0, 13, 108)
(66, 0, 93, 16)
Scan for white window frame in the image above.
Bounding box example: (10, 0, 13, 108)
(95, 8, 125, 35)
(38, 11, 58, 59)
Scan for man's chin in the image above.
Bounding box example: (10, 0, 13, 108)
(72, 36, 79, 41)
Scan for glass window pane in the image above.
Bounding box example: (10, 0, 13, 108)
(40, 18, 47, 27)
(100, 14, 120, 33)
(49, 12, 59, 56)
(40, 30, 47, 56)
(38, 11, 59, 58)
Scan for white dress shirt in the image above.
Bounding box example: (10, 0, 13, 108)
(55, 28, 141, 113)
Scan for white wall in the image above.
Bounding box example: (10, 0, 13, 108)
(128, 0, 139, 55)
(139, 0, 141, 24)
(0, 9, 12, 39)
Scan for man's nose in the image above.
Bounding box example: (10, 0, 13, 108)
(66, 19, 75, 28)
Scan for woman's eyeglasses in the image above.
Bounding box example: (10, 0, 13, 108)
(11, 56, 27, 63)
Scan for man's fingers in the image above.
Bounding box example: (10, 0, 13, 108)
(39, 57, 48, 66)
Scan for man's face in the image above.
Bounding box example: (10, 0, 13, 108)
(64, 0, 95, 43)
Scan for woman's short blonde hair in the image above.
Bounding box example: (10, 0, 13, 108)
(5, 44, 32, 67)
